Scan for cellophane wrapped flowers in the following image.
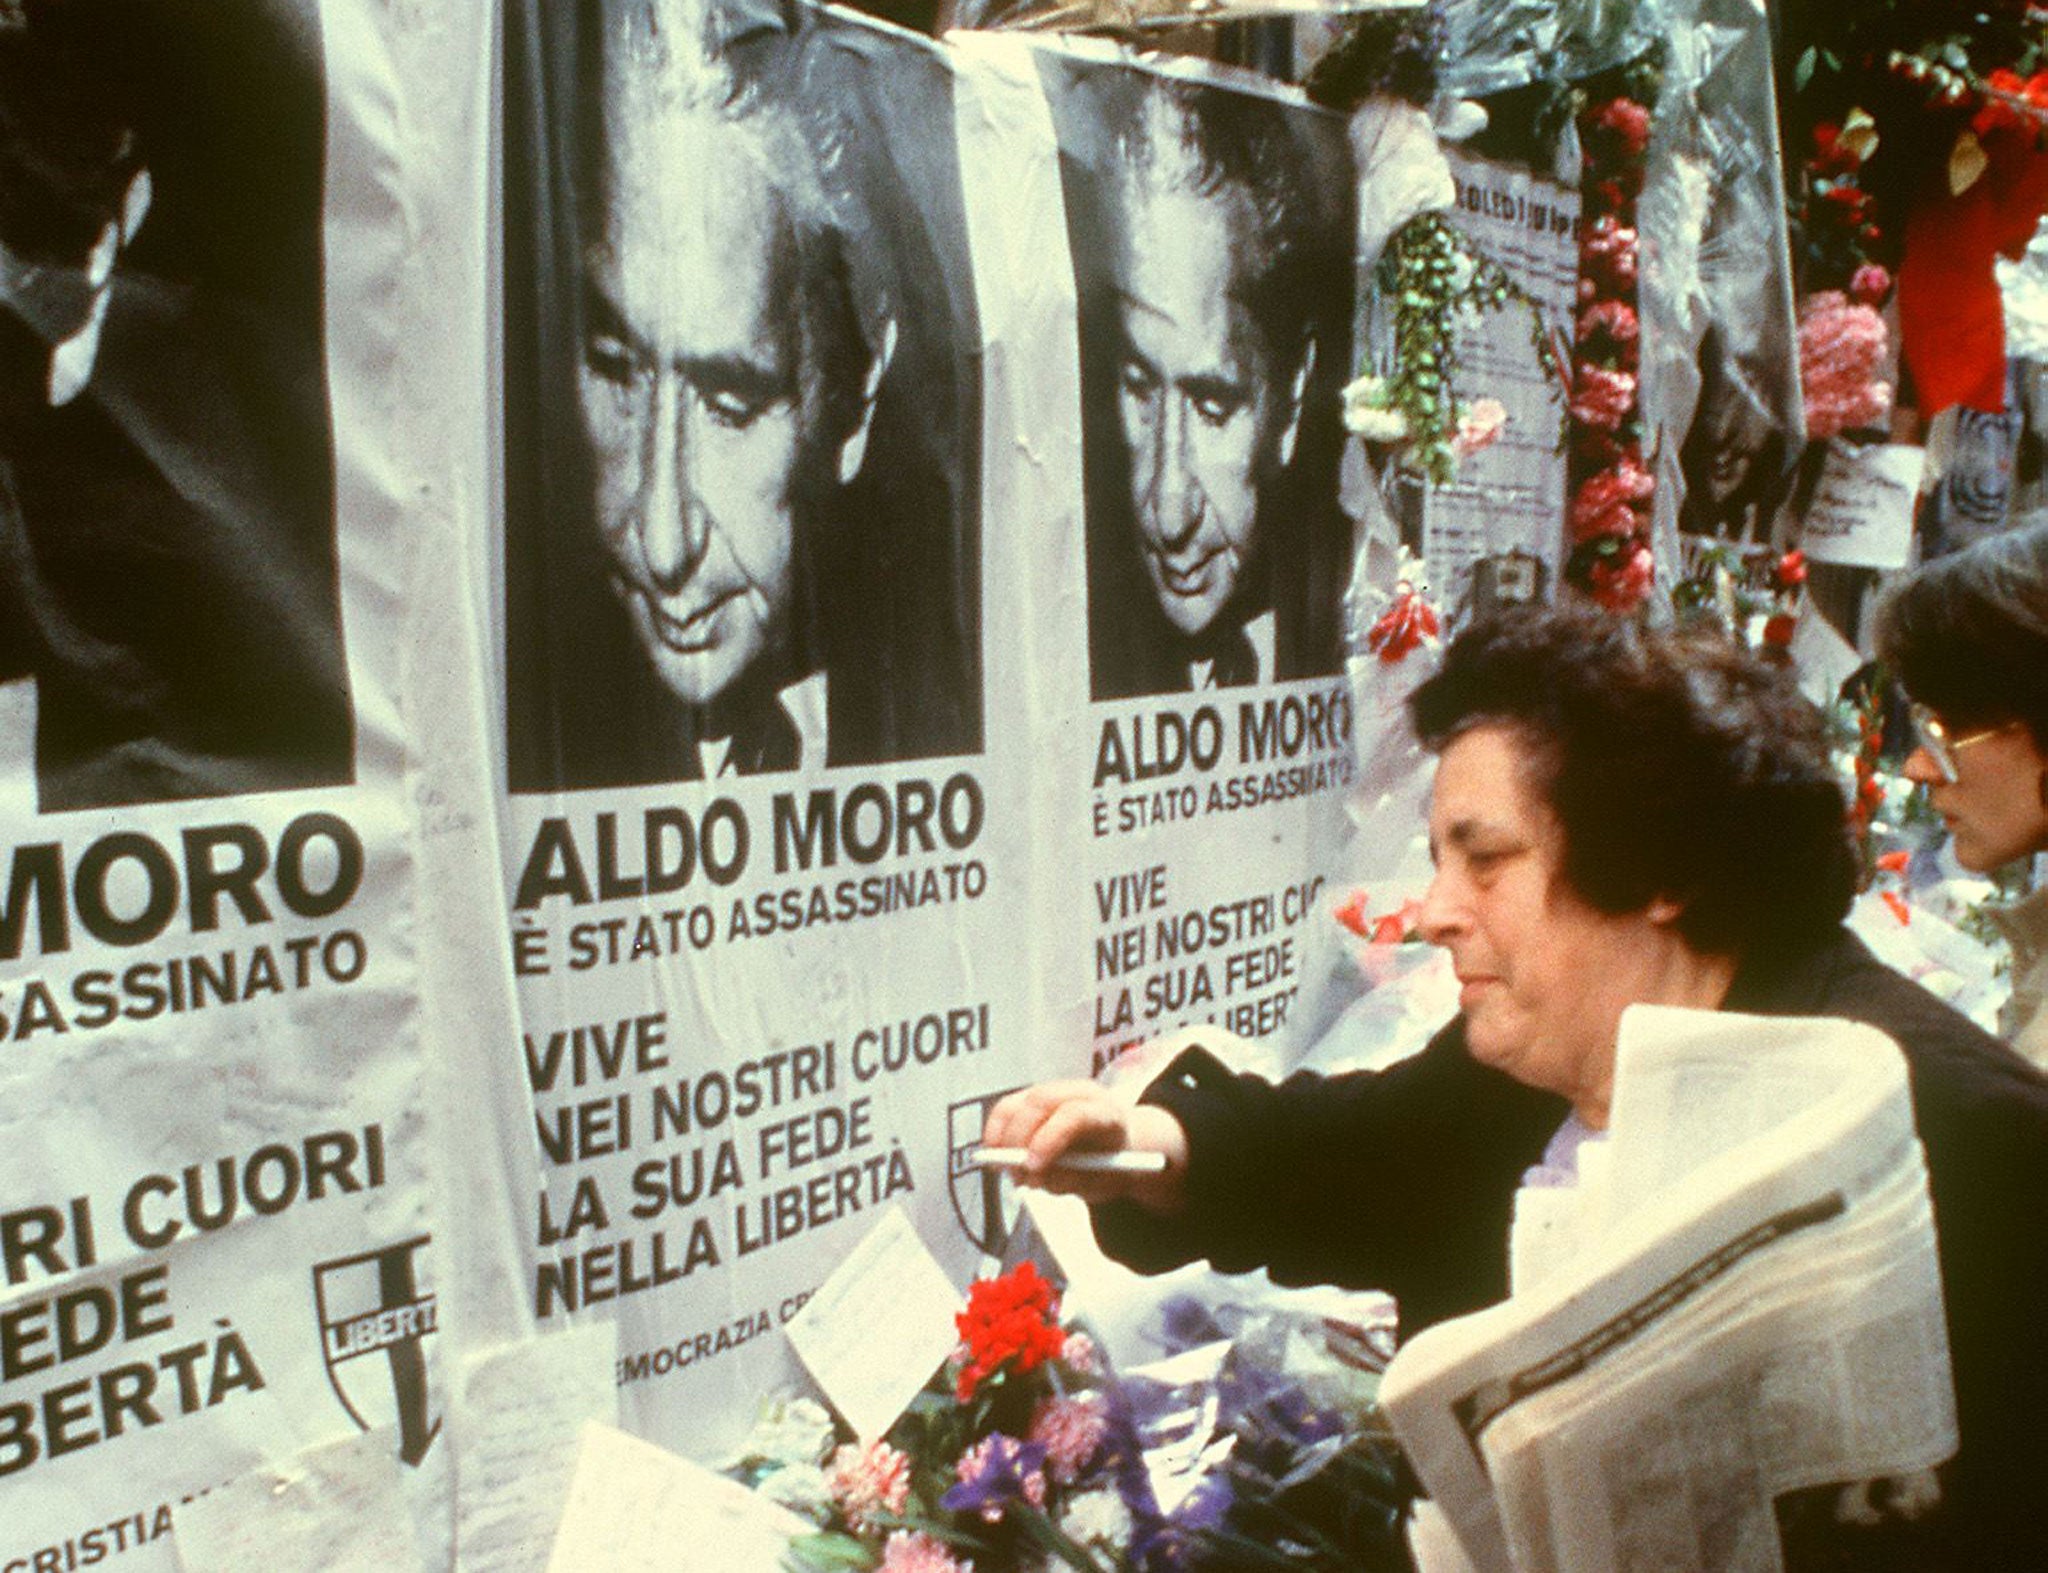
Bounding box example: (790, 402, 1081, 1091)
(736, 1261, 1157, 1573)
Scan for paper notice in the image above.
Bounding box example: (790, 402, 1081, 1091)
(544, 1422, 810, 1573)
(454, 1323, 620, 1573)
(172, 1430, 421, 1571)
(1799, 442, 1925, 568)
(782, 1204, 961, 1441)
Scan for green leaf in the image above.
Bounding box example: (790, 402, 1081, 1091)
(784, 1531, 879, 1573)
(1796, 46, 1817, 91)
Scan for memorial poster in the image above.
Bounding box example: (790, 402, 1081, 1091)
(500, 0, 1033, 1463)
(0, 1, 499, 1563)
(1029, 42, 1361, 1073)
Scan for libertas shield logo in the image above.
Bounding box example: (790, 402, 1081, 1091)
(948, 1091, 1020, 1255)
(314, 1235, 441, 1465)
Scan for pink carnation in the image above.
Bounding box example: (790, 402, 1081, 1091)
(1589, 538, 1656, 614)
(1452, 397, 1508, 458)
(1061, 1331, 1103, 1375)
(1029, 1393, 1110, 1484)
(1570, 363, 1638, 431)
(827, 1440, 912, 1532)
(878, 1531, 974, 1573)
(1848, 262, 1892, 306)
(1798, 291, 1893, 440)
(1580, 217, 1639, 293)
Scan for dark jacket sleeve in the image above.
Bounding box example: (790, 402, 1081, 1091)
(1090, 1029, 1565, 1337)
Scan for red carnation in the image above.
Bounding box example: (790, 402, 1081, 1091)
(1569, 459, 1655, 541)
(1811, 122, 1862, 177)
(1333, 888, 1371, 939)
(1580, 217, 1639, 293)
(1821, 184, 1873, 220)
(954, 1262, 1066, 1400)
(1570, 363, 1638, 432)
(1587, 97, 1652, 160)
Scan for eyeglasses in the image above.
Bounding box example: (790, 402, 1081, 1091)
(1907, 703, 2018, 784)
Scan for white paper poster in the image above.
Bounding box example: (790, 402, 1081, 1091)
(1023, 43, 1360, 1073)
(498, 0, 1037, 1464)
(0, 1, 501, 1564)
(1420, 154, 1578, 610)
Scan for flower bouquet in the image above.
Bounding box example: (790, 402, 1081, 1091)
(727, 1262, 1156, 1573)
(1120, 1284, 1410, 1573)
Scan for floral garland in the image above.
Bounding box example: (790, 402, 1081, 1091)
(1343, 212, 1552, 485)
(1563, 84, 1657, 614)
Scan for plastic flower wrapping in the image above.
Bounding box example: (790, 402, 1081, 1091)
(722, 1205, 1426, 1573)
(1115, 1281, 1409, 1573)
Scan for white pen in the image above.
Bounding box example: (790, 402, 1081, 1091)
(968, 1145, 1169, 1175)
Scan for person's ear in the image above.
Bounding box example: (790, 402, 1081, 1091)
(837, 317, 897, 485)
(1275, 334, 1315, 469)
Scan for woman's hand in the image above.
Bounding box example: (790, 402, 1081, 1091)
(981, 1080, 1189, 1212)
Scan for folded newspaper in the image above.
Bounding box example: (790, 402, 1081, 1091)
(1380, 1006, 1957, 1573)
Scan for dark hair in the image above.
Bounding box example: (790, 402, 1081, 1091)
(1875, 524, 2048, 749)
(1410, 602, 1857, 957)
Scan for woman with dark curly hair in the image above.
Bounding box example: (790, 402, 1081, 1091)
(1877, 525, 2048, 1064)
(990, 600, 2048, 1566)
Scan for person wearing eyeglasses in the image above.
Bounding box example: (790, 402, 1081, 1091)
(1877, 524, 2048, 1066)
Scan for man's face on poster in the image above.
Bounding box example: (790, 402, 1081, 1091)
(1113, 177, 1296, 640)
(578, 99, 805, 710)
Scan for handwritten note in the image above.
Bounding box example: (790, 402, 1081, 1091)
(782, 1204, 960, 1441)
(1800, 442, 1925, 569)
(454, 1322, 619, 1573)
(544, 1422, 810, 1572)
(172, 1431, 421, 1571)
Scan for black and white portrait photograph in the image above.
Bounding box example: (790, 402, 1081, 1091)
(1039, 56, 1355, 701)
(504, 0, 983, 792)
(0, 0, 350, 813)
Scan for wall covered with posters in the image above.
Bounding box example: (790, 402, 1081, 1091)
(0, 0, 1635, 1563)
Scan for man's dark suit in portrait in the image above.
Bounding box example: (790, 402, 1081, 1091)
(0, 0, 350, 813)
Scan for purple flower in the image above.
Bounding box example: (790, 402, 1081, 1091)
(942, 1435, 1049, 1523)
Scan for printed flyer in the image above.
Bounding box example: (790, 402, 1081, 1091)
(499, 0, 1037, 1464)
(1028, 41, 1361, 1073)
(0, 1, 497, 1564)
